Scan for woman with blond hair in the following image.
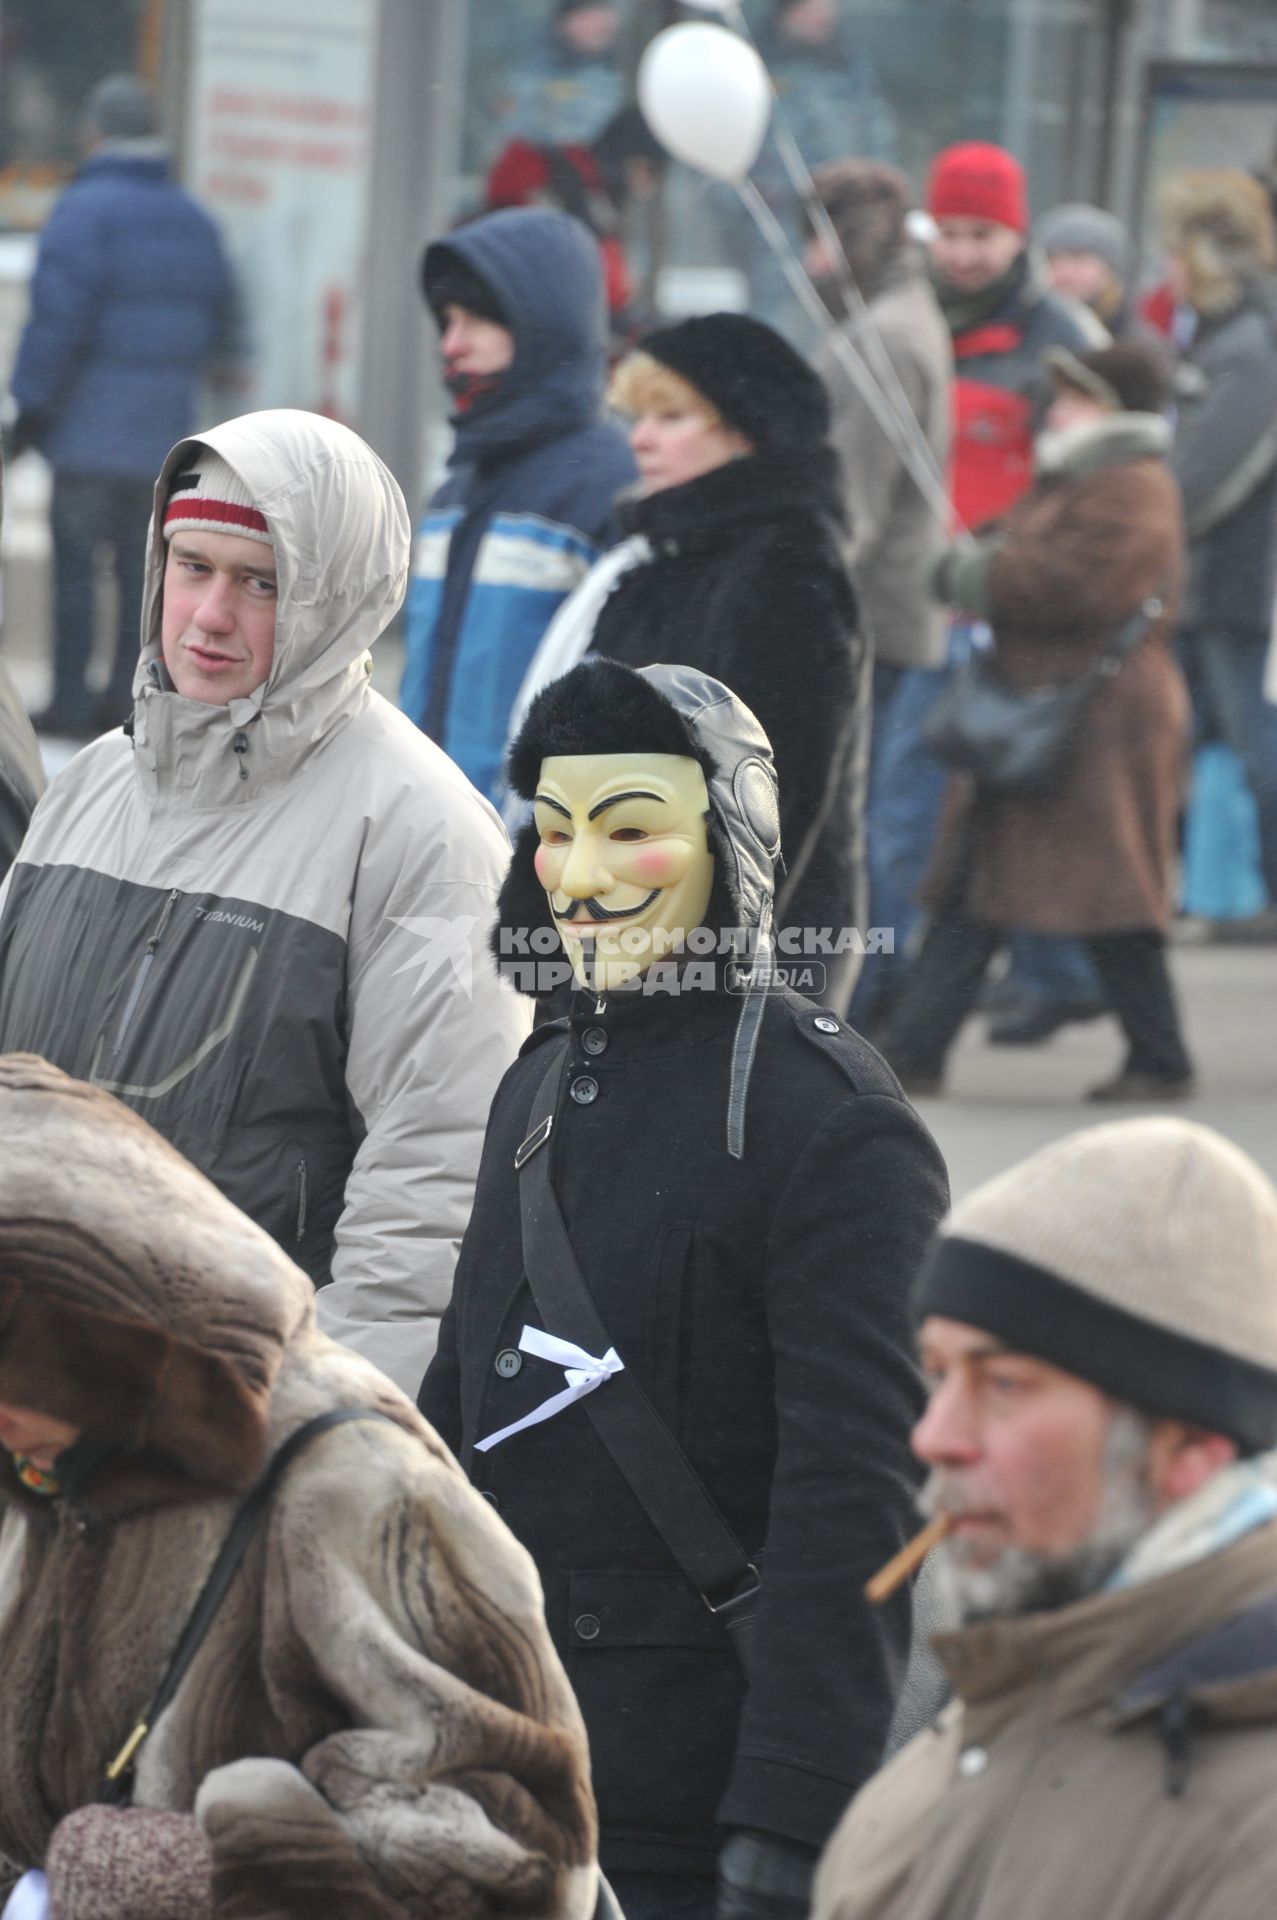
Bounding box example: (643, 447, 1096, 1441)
(510, 312, 865, 1003)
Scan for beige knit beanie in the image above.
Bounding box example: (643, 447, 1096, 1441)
(162, 447, 272, 547)
(915, 1118, 1277, 1453)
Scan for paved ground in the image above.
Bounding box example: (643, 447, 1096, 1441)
(916, 939, 1276, 1199)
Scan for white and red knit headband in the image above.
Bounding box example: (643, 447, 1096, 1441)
(163, 450, 272, 547)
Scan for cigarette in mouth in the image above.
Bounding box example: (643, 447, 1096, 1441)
(863, 1512, 953, 1605)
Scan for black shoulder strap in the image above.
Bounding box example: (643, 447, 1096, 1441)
(101, 1405, 403, 1804)
(516, 1045, 757, 1627)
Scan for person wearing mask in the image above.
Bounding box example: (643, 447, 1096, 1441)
(876, 343, 1194, 1102)
(6, 73, 234, 740)
(864, 141, 1108, 1045)
(0, 410, 528, 1398)
(399, 208, 635, 805)
(1161, 168, 1277, 939)
(814, 1116, 1277, 1920)
(422, 656, 949, 1920)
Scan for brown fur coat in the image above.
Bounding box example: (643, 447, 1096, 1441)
(0, 1057, 597, 1920)
(926, 416, 1189, 933)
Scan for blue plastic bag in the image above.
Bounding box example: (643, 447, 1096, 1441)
(1181, 743, 1267, 919)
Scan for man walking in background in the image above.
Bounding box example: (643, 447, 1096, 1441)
(399, 207, 635, 805)
(7, 73, 234, 739)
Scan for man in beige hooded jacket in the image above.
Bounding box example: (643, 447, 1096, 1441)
(815, 1116, 1277, 1920)
(0, 1054, 597, 1920)
(0, 410, 530, 1396)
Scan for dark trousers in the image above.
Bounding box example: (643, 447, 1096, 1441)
(607, 1872, 715, 1918)
(50, 469, 153, 727)
(880, 907, 1193, 1081)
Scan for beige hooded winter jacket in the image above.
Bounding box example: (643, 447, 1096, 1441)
(0, 410, 530, 1395)
(0, 1056, 597, 1920)
(813, 1520, 1277, 1920)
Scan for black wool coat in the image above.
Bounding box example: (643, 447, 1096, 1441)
(420, 982, 949, 1878)
(589, 450, 866, 998)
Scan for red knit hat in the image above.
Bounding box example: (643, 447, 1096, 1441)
(926, 142, 1028, 234)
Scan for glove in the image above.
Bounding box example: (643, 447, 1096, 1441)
(715, 1829, 818, 1920)
(44, 1808, 211, 1920)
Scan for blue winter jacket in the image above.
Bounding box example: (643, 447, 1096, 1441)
(10, 146, 233, 479)
(399, 209, 636, 803)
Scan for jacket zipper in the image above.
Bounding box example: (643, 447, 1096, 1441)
(107, 888, 181, 1056)
(295, 1160, 308, 1241)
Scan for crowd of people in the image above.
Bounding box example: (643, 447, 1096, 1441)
(0, 32, 1275, 1920)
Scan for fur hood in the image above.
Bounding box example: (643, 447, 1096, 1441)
(1160, 169, 1277, 319)
(0, 1054, 315, 1506)
(810, 159, 913, 302)
(0, 1057, 598, 1919)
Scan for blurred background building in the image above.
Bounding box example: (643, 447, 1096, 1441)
(2, 0, 1276, 667)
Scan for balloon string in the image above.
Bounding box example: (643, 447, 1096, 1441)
(736, 177, 957, 533)
(722, 0, 966, 538)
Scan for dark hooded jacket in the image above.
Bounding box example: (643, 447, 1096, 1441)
(586, 445, 866, 1008)
(399, 210, 636, 802)
(420, 660, 949, 1881)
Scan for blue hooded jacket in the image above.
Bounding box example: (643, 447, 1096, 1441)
(399, 209, 635, 803)
(10, 147, 234, 478)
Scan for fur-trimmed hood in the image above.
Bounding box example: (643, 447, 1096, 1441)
(0, 1054, 314, 1506)
(810, 158, 914, 303)
(0, 1056, 599, 1920)
(1160, 168, 1277, 319)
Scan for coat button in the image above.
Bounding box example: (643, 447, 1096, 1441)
(480, 1490, 501, 1511)
(814, 1016, 840, 1034)
(957, 1745, 988, 1777)
(494, 1348, 522, 1378)
(581, 1026, 608, 1056)
(570, 1075, 599, 1105)
(574, 1613, 602, 1642)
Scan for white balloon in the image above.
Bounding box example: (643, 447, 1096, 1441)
(637, 24, 771, 184)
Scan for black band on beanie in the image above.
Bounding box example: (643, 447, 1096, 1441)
(917, 1235, 1277, 1456)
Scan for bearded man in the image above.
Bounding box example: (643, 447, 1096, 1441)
(814, 1116, 1277, 1920)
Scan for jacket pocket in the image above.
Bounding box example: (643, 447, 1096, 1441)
(565, 1569, 742, 1851)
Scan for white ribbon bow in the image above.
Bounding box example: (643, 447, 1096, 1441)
(2, 1872, 49, 1920)
(474, 1326, 624, 1453)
